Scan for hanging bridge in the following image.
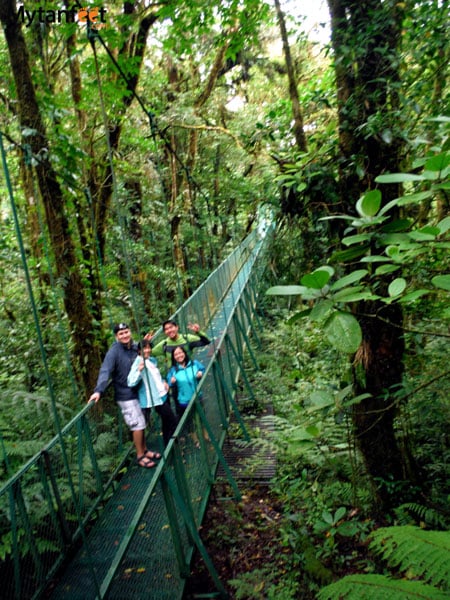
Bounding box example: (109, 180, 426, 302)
(0, 222, 274, 600)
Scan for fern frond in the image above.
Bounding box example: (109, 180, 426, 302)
(318, 574, 449, 599)
(369, 526, 450, 590)
(396, 503, 447, 529)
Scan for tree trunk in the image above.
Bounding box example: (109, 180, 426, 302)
(274, 0, 307, 152)
(0, 0, 102, 394)
(327, 0, 418, 508)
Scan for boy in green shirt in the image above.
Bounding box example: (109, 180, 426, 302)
(151, 319, 211, 374)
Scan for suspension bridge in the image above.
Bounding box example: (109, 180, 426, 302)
(0, 221, 274, 600)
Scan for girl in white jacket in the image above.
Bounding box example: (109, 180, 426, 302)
(128, 340, 178, 447)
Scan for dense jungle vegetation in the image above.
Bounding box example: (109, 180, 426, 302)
(0, 0, 449, 598)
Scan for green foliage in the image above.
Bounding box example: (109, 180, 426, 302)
(266, 136, 450, 356)
(319, 526, 450, 599)
(318, 574, 448, 600)
(241, 308, 449, 597)
(370, 526, 450, 590)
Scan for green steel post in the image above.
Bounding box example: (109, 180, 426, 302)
(77, 417, 85, 514)
(164, 475, 229, 599)
(232, 308, 259, 371)
(82, 415, 104, 497)
(172, 439, 199, 545)
(215, 354, 250, 442)
(14, 480, 44, 587)
(194, 408, 215, 485)
(160, 470, 191, 578)
(212, 359, 230, 430)
(195, 399, 241, 500)
(242, 285, 263, 343)
(42, 450, 72, 543)
(9, 485, 21, 599)
(225, 331, 256, 403)
(37, 457, 67, 550)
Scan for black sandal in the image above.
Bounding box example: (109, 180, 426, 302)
(145, 449, 161, 460)
(137, 455, 156, 468)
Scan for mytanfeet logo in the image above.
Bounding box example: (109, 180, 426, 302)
(16, 4, 107, 29)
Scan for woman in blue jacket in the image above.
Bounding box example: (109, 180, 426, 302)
(128, 339, 178, 447)
(167, 346, 205, 418)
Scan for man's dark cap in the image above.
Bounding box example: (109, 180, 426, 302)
(113, 322, 129, 334)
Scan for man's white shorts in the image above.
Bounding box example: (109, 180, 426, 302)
(117, 399, 146, 431)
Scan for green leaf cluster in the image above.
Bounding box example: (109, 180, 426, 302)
(266, 145, 450, 354)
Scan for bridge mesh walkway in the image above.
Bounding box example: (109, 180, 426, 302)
(0, 225, 273, 600)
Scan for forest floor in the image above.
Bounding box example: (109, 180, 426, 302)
(183, 482, 298, 600)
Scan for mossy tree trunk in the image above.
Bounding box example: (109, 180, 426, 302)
(0, 0, 102, 393)
(327, 0, 420, 508)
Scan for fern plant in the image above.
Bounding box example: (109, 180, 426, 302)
(318, 525, 450, 599)
(318, 574, 448, 599)
(369, 526, 450, 591)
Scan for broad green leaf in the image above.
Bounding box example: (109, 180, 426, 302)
(380, 219, 412, 233)
(419, 226, 441, 236)
(431, 275, 450, 291)
(317, 265, 335, 277)
(436, 216, 450, 234)
(408, 230, 437, 242)
(333, 290, 378, 303)
(308, 390, 335, 411)
(266, 285, 306, 295)
(334, 506, 346, 522)
(330, 270, 368, 291)
(398, 290, 429, 303)
(351, 215, 387, 228)
(305, 425, 320, 437)
(375, 264, 401, 275)
(388, 278, 407, 297)
(337, 521, 360, 537)
(330, 245, 371, 263)
(360, 255, 391, 263)
(322, 511, 334, 525)
(301, 269, 332, 289)
(385, 245, 400, 257)
(379, 191, 433, 215)
(289, 428, 318, 441)
(396, 190, 434, 206)
(356, 189, 382, 217)
(341, 393, 372, 408)
(310, 299, 334, 322)
(379, 233, 410, 245)
(342, 233, 371, 247)
(375, 173, 425, 183)
(287, 309, 312, 323)
(424, 152, 450, 173)
(324, 311, 362, 353)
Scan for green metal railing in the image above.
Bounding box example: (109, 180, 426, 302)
(0, 223, 273, 600)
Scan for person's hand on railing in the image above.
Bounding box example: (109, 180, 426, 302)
(88, 392, 100, 404)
